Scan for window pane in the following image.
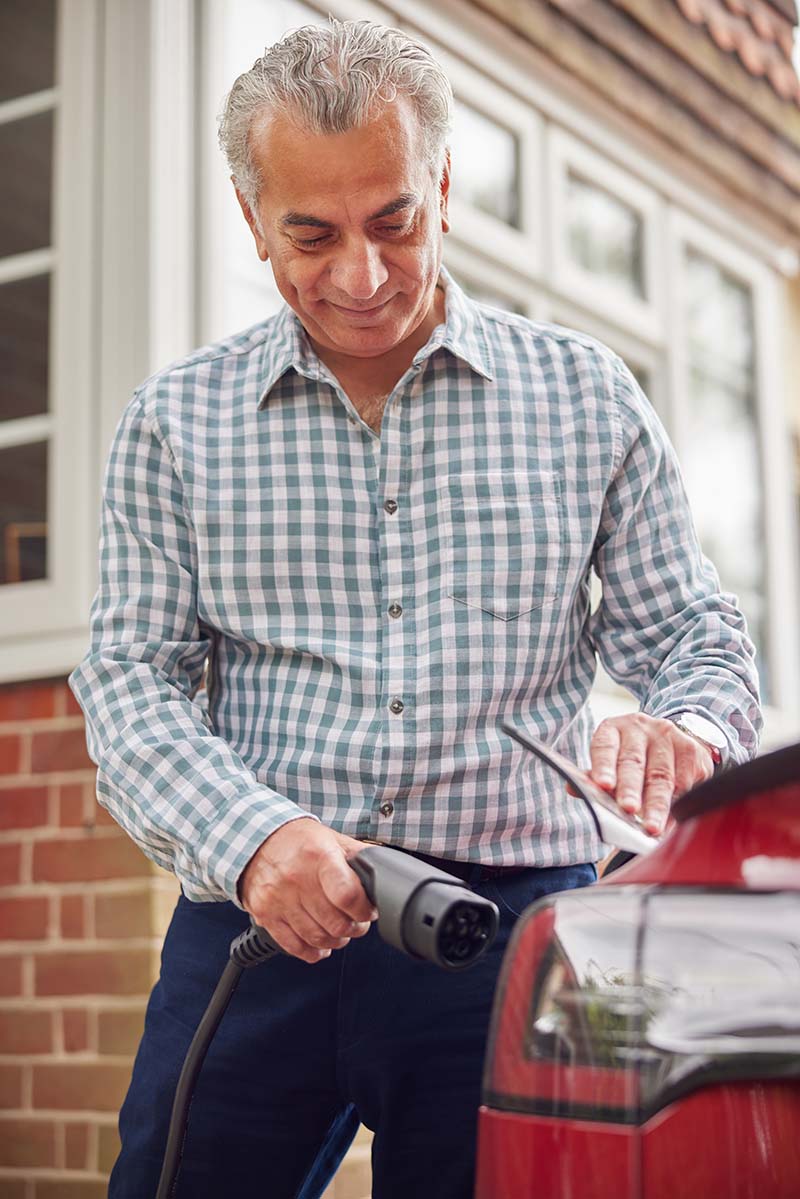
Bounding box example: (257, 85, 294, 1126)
(0, 0, 56, 103)
(450, 102, 520, 227)
(680, 250, 767, 695)
(567, 172, 645, 299)
(0, 112, 53, 258)
(447, 267, 525, 314)
(0, 274, 50, 422)
(0, 440, 48, 585)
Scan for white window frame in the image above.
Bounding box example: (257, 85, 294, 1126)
(546, 126, 666, 347)
(0, 0, 101, 683)
(667, 207, 800, 722)
(435, 47, 543, 279)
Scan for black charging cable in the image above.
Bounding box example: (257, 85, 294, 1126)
(155, 845, 499, 1198)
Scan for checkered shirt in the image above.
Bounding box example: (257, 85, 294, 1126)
(69, 270, 761, 904)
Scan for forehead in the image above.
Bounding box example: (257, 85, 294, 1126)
(252, 96, 430, 217)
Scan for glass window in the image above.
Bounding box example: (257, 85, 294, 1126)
(566, 171, 645, 299)
(0, 0, 56, 104)
(0, 273, 50, 422)
(447, 267, 525, 315)
(0, 111, 53, 258)
(0, 440, 48, 585)
(450, 101, 520, 228)
(680, 249, 767, 695)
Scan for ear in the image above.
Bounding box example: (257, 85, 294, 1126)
(439, 150, 451, 235)
(234, 182, 269, 262)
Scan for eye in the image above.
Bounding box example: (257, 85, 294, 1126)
(295, 233, 331, 248)
(376, 223, 408, 236)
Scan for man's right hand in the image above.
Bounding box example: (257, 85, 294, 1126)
(238, 818, 379, 964)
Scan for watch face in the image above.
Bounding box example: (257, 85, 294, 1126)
(677, 712, 728, 751)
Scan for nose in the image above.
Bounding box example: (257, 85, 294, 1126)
(329, 236, 389, 302)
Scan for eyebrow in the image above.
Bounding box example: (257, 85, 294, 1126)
(280, 192, 418, 229)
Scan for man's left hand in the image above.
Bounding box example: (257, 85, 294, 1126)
(586, 713, 716, 836)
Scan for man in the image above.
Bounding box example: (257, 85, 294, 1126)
(69, 18, 761, 1199)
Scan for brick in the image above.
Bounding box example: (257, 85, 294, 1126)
(35, 1182, 108, 1199)
(63, 684, 84, 717)
(0, 1115, 57, 1166)
(0, 1181, 26, 1198)
(59, 894, 86, 939)
(30, 728, 93, 774)
(0, 896, 49, 940)
(35, 948, 154, 997)
(0, 842, 22, 886)
(93, 802, 118, 828)
(0, 955, 24, 997)
(95, 890, 151, 939)
(0, 1064, 23, 1107)
(33, 1062, 131, 1111)
(0, 733, 21, 775)
(63, 1009, 89, 1052)
(97, 1007, 145, 1056)
(0, 680, 58, 722)
(97, 1120, 121, 1173)
(64, 1120, 90, 1169)
(0, 1008, 52, 1054)
(58, 783, 88, 828)
(0, 785, 49, 830)
(33, 835, 149, 884)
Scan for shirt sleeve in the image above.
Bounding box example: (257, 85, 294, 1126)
(68, 391, 318, 905)
(587, 359, 762, 765)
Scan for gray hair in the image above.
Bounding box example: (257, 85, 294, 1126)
(218, 17, 453, 215)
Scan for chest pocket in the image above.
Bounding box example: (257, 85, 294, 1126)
(442, 470, 563, 621)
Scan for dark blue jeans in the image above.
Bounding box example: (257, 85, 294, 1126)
(110, 860, 595, 1199)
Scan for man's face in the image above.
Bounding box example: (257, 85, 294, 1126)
(236, 95, 450, 362)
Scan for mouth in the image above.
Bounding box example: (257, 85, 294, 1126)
(328, 298, 392, 318)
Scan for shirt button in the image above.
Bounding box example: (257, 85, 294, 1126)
(379, 801, 395, 817)
(383, 499, 398, 515)
(388, 603, 402, 619)
(389, 697, 404, 714)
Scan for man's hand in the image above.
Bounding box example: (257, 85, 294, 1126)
(586, 714, 715, 836)
(238, 819, 379, 964)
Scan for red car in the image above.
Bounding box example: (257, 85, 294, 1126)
(476, 742, 800, 1198)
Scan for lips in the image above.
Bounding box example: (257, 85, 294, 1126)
(329, 298, 391, 316)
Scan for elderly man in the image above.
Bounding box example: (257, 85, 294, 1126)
(70, 18, 760, 1199)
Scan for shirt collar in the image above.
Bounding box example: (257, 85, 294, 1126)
(257, 264, 494, 409)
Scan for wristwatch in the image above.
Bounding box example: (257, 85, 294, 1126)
(670, 712, 728, 773)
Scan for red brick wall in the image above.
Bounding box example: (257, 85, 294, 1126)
(0, 676, 166, 1196)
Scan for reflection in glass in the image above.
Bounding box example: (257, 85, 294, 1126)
(567, 172, 644, 299)
(450, 102, 520, 228)
(0, 440, 48, 585)
(0, 0, 56, 104)
(0, 112, 53, 259)
(0, 274, 50, 423)
(680, 250, 767, 696)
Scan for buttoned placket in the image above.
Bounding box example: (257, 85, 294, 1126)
(371, 361, 422, 828)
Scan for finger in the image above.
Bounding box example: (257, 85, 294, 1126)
(640, 743, 676, 835)
(258, 915, 333, 965)
(614, 731, 648, 815)
(301, 891, 373, 944)
(291, 899, 358, 952)
(674, 736, 714, 795)
(318, 853, 379, 923)
(589, 722, 621, 791)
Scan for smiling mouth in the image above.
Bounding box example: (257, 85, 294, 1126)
(329, 298, 391, 316)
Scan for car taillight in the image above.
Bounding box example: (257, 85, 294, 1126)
(483, 888, 800, 1125)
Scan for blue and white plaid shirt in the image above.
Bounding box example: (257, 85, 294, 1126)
(69, 270, 761, 904)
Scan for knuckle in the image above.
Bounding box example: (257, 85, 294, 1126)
(617, 749, 647, 768)
(645, 763, 675, 784)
